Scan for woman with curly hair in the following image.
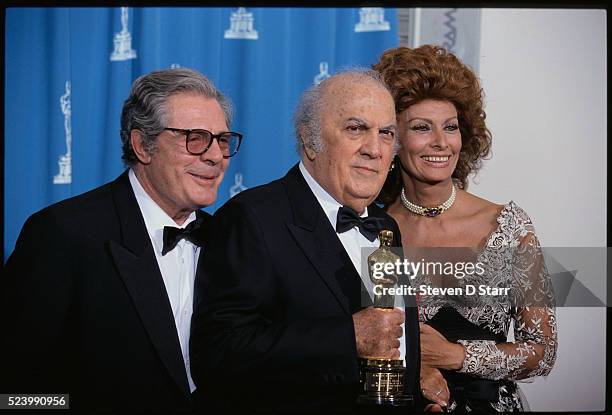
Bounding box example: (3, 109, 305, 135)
(373, 45, 557, 413)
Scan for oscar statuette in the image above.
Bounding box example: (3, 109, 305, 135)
(357, 230, 412, 407)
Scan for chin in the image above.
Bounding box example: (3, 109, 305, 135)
(193, 192, 217, 209)
(420, 177, 452, 186)
(350, 189, 379, 203)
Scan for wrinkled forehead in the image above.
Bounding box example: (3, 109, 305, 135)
(321, 78, 395, 122)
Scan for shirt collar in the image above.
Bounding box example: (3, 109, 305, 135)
(128, 169, 197, 254)
(298, 161, 368, 229)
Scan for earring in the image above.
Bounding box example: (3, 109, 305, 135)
(389, 160, 395, 172)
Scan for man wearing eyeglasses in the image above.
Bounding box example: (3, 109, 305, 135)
(1, 68, 242, 413)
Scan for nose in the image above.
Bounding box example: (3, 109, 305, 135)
(361, 129, 383, 159)
(431, 126, 449, 149)
(201, 137, 224, 164)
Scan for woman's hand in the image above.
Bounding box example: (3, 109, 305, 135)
(421, 365, 449, 409)
(420, 323, 465, 370)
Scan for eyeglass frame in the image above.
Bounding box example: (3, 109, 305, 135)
(162, 127, 243, 158)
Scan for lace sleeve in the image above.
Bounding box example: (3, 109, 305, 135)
(457, 228, 558, 381)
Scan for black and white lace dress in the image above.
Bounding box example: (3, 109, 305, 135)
(415, 201, 557, 412)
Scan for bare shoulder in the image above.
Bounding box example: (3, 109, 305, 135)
(457, 190, 505, 224)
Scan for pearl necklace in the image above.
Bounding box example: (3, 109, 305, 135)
(400, 185, 456, 217)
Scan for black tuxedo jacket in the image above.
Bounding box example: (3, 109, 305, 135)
(1, 171, 205, 413)
(190, 164, 420, 414)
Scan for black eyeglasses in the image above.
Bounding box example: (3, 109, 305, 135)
(163, 128, 243, 158)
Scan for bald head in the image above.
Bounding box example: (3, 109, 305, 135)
(319, 70, 391, 102)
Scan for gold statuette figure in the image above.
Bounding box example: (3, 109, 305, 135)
(358, 230, 412, 406)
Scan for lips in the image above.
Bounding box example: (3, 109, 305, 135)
(420, 155, 452, 168)
(353, 165, 379, 175)
(421, 155, 450, 162)
(188, 172, 219, 184)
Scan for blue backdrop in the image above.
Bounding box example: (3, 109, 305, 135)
(4, 7, 399, 259)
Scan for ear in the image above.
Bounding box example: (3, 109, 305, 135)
(299, 127, 317, 161)
(130, 130, 152, 164)
(303, 142, 317, 161)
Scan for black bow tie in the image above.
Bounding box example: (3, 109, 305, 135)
(335, 206, 387, 242)
(162, 215, 206, 255)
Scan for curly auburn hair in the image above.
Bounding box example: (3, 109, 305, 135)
(373, 45, 492, 205)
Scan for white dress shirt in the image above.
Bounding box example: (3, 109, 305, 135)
(298, 162, 406, 364)
(129, 169, 198, 392)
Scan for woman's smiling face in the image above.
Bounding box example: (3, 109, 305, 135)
(397, 99, 462, 185)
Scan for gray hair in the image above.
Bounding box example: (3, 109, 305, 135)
(120, 68, 233, 167)
(293, 68, 393, 157)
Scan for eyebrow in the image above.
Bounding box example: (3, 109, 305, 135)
(347, 117, 396, 130)
(408, 116, 458, 124)
(347, 117, 367, 125)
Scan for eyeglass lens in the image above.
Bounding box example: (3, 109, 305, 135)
(187, 130, 241, 157)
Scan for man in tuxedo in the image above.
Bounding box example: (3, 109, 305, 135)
(1, 68, 242, 412)
(190, 70, 420, 413)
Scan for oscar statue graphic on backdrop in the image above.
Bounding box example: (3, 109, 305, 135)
(313, 61, 331, 85)
(224, 8, 259, 40)
(53, 81, 72, 185)
(355, 8, 391, 32)
(230, 173, 248, 197)
(110, 7, 137, 61)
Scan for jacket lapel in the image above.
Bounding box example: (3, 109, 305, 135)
(107, 171, 191, 398)
(283, 165, 369, 315)
(193, 210, 212, 307)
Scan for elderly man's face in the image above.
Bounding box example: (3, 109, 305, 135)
(306, 79, 396, 213)
(135, 93, 229, 222)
